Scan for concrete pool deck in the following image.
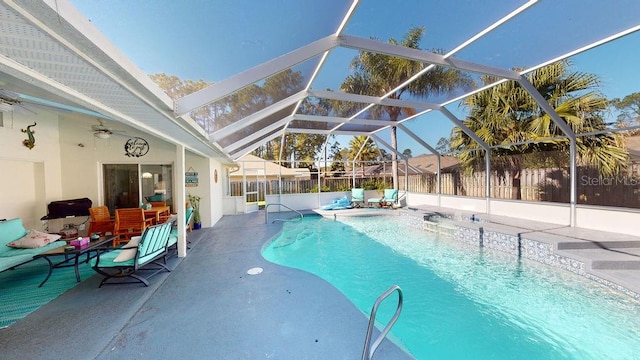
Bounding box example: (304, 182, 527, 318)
(0, 212, 411, 360)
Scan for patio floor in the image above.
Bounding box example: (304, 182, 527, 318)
(0, 212, 411, 360)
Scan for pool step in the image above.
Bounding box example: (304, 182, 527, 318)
(558, 248, 640, 270)
(557, 240, 640, 250)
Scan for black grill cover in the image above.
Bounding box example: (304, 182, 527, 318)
(44, 198, 92, 219)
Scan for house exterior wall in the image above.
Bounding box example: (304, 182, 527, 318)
(0, 109, 223, 232)
(58, 115, 179, 205)
(0, 111, 63, 229)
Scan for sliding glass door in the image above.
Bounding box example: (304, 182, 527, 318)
(103, 164, 139, 214)
(140, 164, 173, 210)
(103, 164, 173, 214)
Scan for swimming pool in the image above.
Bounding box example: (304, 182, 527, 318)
(262, 215, 640, 360)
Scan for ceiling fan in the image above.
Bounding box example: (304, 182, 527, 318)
(91, 119, 126, 139)
(0, 89, 37, 114)
(1, 88, 114, 119)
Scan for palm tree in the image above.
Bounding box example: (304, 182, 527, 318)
(450, 60, 628, 199)
(349, 136, 378, 177)
(340, 26, 473, 189)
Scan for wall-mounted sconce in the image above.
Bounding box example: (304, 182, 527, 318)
(142, 172, 153, 179)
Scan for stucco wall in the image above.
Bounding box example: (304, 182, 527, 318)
(0, 111, 62, 229)
(0, 109, 223, 232)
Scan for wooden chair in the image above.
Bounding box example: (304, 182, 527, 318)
(113, 208, 153, 247)
(88, 206, 115, 236)
(152, 202, 171, 223)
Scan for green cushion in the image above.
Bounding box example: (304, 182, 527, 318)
(146, 194, 164, 202)
(186, 206, 194, 224)
(351, 188, 364, 201)
(0, 218, 28, 249)
(90, 250, 135, 267)
(383, 189, 398, 202)
(168, 228, 177, 248)
(0, 240, 66, 270)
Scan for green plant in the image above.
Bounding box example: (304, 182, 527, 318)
(308, 185, 331, 193)
(188, 194, 201, 223)
(361, 179, 389, 191)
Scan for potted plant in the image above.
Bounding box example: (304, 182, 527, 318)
(188, 194, 202, 229)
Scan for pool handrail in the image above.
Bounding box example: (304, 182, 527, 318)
(265, 203, 303, 224)
(361, 285, 403, 360)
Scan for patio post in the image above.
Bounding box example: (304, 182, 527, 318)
(175, 144, 187, 258)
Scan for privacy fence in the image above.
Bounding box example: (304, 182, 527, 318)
(230, 166, 640, 208)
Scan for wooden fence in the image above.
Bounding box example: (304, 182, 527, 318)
(229, 167, 640, 208)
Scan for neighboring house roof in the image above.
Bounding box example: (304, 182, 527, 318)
(345, 155, 460, 176)
(626, 135, 640, 161)
(230, 154, 311, 178)
(408, 154, 460, 174)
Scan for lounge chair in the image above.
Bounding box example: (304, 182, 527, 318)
(367, 189, 399, 208)
(90, 220, 174, 287)
(351, 188, 365, 208)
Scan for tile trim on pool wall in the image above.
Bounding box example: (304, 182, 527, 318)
(482, 230, 519, 256)
(452, 226, 481, 247)
(447, 223, 640, 301)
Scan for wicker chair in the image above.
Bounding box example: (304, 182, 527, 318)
(88, 206, 115, 236)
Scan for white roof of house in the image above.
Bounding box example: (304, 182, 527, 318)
(231, 154, 310, 178)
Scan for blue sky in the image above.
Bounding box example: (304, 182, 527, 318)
(70, 0, 640, 157)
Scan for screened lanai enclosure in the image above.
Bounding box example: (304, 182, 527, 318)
(164, 1, 640, 223)
(1, 0, 639, 234)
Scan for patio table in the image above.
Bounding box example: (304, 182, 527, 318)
(33, 235, 115, 287)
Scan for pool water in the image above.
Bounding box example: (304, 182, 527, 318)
(262, 215, 640, 360)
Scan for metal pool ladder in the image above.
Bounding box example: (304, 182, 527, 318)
(265, 203, 303, 223)
(361, 285, 404, 360)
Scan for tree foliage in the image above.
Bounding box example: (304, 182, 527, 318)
(450, 60, 628, 199)
(255, 95, 334, 168)
(340, 26, 474, 188)
(349, 136, 379, 174)
(150, 74, 215, 131)
(611, 92, 640, 132)
(151, 71, 333, 165)
(436, 137, 450, 154)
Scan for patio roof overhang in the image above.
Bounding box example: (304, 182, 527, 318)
(0, 0, 232, 163)
(0, 0, 638, 165)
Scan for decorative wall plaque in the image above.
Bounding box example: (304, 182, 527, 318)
(124, 137, 149, 157)
(186, 167, 198, 187)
